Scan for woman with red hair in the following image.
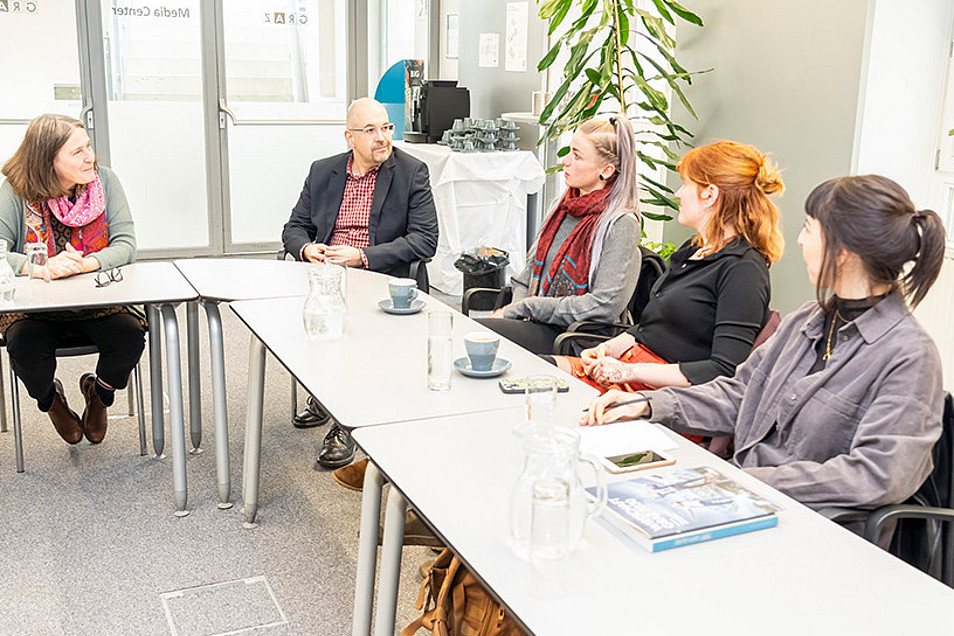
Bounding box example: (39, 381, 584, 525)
(555, 140, 784, 393)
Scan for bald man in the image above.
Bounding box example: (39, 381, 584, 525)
(283, 98, 439, 470)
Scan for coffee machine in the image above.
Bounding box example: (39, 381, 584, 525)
(404, 80, 470, 143)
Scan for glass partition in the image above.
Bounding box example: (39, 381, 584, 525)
(0, 0, 82, 170)
(100, 0, 210, 251)
(222, 0, 348, 247)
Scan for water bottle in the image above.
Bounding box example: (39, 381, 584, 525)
(302, 264, 346, 340)
(0, 240, 16, 306)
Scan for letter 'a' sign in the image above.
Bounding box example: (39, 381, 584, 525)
(0, 1, 40, 13)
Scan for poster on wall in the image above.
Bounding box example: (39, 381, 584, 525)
(445, 13, 459, 59)
(478, 32, 500, 68)
(505, 1, 527, 72)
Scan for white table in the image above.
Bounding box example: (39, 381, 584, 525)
(353, 411, 954, 636)
(395, 141, 545, 295)
(3, 261, 197, 515)
(230, 267, 595, 526)
(173, 257, 314, 508)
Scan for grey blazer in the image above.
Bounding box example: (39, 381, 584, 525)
(648, 292, 943, 510)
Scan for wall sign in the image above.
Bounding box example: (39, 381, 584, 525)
(0, 1, 39, 13)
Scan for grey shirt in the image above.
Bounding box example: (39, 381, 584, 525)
(503, 213, 641, 327)
(0, 166, 136, 272)
(648, 292, 943, 510)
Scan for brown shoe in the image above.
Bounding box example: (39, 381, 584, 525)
(376, 509, 444, 548)
(333, 457, 370, 491)
(47, 379, 83, 445)
(80, 373, 108, 444)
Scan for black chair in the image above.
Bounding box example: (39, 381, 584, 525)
(820, 392, 954, 587)
(552, 245, 666, 354)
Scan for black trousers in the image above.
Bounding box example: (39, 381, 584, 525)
(6, 313, 146, 404)
(475, 317, 563, 355)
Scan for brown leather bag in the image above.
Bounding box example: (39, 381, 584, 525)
(401, 548, 527, 636)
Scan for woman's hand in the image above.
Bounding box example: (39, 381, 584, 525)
(579, 343, 609, 376)
(591, 357, 639, 387)
(47, 250, 84, 279)
(579, 389, 649, 427)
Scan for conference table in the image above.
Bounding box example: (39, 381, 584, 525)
(354, 410, 954, 636)
(1, 261, 197, 515)
(173, 257, 313, 509)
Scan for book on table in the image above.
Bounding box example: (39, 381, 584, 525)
(589, 466, 779, 552)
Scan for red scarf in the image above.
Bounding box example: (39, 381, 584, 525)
(530, 185, 612, 297)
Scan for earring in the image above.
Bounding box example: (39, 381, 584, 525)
(599, 175, 605, 181)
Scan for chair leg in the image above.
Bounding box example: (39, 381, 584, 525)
(290, 377, 298, 424)
(10, 366, 23, 473)
(126, 375, 135, 417)
(133, 364, 147, 456)
(0, 351, 7, 434)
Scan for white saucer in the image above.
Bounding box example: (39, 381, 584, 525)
(454, 357, 512, 378)
(378, 298, 425, 315)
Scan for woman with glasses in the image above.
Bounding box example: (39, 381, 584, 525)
(0, 114, 143, 446)
(583, 175, 946, 514)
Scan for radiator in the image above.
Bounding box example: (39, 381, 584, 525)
(913, 248, 954, 392)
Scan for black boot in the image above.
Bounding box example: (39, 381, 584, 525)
(316, 422, 355, 469)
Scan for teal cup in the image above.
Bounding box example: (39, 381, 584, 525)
(388, 278, 418, 309)
(464, 331, 500, 372)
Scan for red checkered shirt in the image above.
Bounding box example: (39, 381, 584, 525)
(327, 155, 378, 268)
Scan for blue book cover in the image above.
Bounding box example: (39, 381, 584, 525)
(590, 466, 779, 552)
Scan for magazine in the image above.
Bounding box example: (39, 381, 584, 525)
(590, 466, 780, 552)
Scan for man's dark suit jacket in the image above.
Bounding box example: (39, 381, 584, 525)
(282, 147, 439, 278)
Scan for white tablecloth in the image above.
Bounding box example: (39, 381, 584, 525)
(395, 141, 545, 295)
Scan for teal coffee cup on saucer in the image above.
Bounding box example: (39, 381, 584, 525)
(387, 278, 418, 309)
(464, 331, 500, 372)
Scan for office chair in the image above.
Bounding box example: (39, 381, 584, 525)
(820, 393, 954, 587)
(5, 338, 147, 473)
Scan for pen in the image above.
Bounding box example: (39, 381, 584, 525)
(581, 395, 651, 413)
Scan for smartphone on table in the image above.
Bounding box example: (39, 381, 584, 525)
(601, 449, 674, 473)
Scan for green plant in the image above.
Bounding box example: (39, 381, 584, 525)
(536, 0, 706, 221)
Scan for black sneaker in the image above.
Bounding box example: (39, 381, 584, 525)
(316, 423, 355, 469)
(294, 395, 332, 428)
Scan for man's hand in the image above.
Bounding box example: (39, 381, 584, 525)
(303, 243, 328, 263)
(323, 245, 363, 267)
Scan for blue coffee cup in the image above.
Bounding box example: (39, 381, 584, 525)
(388, 278, 418, 309)
(464, 331, 500, 372)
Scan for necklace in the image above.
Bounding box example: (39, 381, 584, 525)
(823, 308, 847, 361)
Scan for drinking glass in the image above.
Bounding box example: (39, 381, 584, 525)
(325, 255, 348, 296)
(25, 243, 50, 283)
(427, 310, 453, 391)
(525, 374, 558, 433)
(529, 477, 570, 600)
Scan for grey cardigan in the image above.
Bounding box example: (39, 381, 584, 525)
(503, 213, 641, 327)
(0, 166, 137, 272)
(649, 292, 943, 510)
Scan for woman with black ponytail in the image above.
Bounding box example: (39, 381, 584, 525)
(584, 175, 946, 513)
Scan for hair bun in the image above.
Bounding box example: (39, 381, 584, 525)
(756, 156, 784, 195)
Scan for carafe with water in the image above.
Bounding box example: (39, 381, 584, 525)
(302, 264, 346, 340)
(0, 240, 16, 306)
(509, 428, 607, 554)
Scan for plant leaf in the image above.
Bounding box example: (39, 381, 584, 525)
(641, 209, 676, 220)
(548, 0, 573, 35)
(650, 0, 674, 24)
(660, 0, 704, 26)
(538, 40, 562, 71)
(539, 0, 571, 20)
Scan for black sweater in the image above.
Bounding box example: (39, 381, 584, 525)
(627, 238, 770, 384)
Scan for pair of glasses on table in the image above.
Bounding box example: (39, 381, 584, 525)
(95, 267, 123, 288)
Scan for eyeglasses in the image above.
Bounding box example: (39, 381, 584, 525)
(347, 123, 396, 137)
(95, 267, 123, 288)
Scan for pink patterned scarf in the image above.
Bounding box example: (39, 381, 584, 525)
(46, 172, 105, 227)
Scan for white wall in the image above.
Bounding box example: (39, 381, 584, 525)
(853, 0, 954, 208)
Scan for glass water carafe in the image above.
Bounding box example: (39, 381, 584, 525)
(302, 264, 347, 340)
(509, 428, 607, 554)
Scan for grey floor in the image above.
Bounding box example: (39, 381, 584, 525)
(0, 292, 464, 636)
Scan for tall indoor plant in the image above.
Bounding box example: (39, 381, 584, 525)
(536, 0, 705, 224)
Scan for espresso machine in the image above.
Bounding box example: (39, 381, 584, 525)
(404, 80, 470, 143)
